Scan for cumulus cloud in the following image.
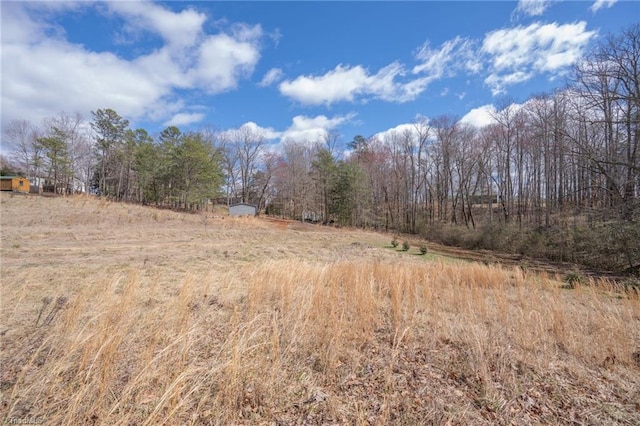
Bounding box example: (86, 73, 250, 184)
(192, 29, 262, 94)
(1, 2, 263, 128)
(460, 105, 497, 128)
(279, 65, 375, 105)
(278, 34, 488, 107)
(277, 17, 595, 106)
(258, 68, 284, 87)
(241, 121, 281, 140)
(590, 0, 617, 13)
(164, 112, 205, 127)
(482, 21, 596, 95)
(109, 1, 206, 48)
(373, 123, 422, 143)
(1, 2, 48, 45)
(280, 113, 356, 143)
(217, 121, 281, 142)
(278, 62, 430, 106)
(218, 113, 354, 147)
(2, 38, 170, 124)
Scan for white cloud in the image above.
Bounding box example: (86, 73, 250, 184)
(281, 113, 355, 142)
(258, 68, 284, 87)
(217, 121, 281, 142)
(460, 105, 497, 128)
(192, 29, 262, 94)
(1, 2, 264, 128)
(1, 2, 48, 44)
(269, 28, 283, 47)
(164, 112, 205, 127)
(485, 72, 534, 96)
(482, 21, 596, 95)
(282, 36, 482, 108)
(373, 123, 421, 143)
(413, 36, 480, 77)
(109, 1, 206, 48)
(218, 113, 354, 146)
(279, 65, 372, 105)
(2, 39, 172, 123)
(278, 62, 430, 105)
(513, 0, 553, 18)
(590, 0, 617, 13)
(278, 19, 594, 107)
(241, 122, 281, 140)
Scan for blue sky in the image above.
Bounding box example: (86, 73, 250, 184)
(1, 0, 638, 150)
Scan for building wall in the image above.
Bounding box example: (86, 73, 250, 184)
(0, 179, 12, 191)
(229, 204, 256, 216)
(0, 177, 29, 192)
(28, 176, 86, 194)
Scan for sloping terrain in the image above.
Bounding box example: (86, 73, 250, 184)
(1, 193, 639, 425)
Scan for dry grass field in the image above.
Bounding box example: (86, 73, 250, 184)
(1, 193, 639, 425)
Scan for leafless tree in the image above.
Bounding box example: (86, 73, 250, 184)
(4, 119, 42, 179)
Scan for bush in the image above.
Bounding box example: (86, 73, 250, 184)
(402, 240, 410, 251)
(419, 215, 638, 275)
(419, 244, 428, 255)
(564, 271, 584, 289)
(391, 237, 399, 248)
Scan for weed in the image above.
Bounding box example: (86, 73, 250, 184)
(35, 296, 68, 327)
(35, 296, 53, 326)
(2, 193, 639, 425)
(563, 271, 584, 289)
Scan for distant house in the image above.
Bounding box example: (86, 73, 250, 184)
(0, 176, 30, 193)
(28, 176, 86, 194)
(229, 203, 257, 216)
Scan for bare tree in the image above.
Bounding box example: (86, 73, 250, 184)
(275, 139, 314, 220)
(45, 112, 91, 194)
(239, 126, 266, 204)
(489, 99, 520, 223)
(4, 119, 42, 180)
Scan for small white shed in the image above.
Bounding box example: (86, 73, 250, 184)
(229, 203, 257, 216)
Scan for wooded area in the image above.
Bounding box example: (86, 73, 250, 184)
(3, 24, 639, 273)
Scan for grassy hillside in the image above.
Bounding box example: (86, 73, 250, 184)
(1, 193, 639, 425)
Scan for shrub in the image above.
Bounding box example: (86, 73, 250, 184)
(564, 271, 584, 289)
(391, 237, 399, 248)
(419, 244, 428, 255)
(402, 240, 410, 251)
(622, 278, 640, 293)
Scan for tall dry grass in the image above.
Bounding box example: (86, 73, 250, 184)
(1, 194, 639, 424)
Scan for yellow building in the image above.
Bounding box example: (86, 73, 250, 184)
(0, 176, 30, 193)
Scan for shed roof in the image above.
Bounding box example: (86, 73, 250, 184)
(229, 203, 257, 208)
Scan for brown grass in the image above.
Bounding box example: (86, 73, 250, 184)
(1, 193, 639, 425)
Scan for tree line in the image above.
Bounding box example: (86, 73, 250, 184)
(3, 24, 638, 273)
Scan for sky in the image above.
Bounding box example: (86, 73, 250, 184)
(1, 0, 639, 151)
